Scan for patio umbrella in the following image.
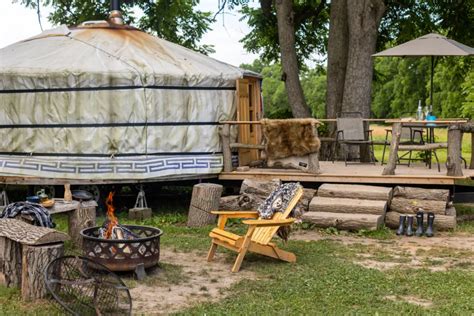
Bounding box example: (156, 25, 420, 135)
(373, 33, 474, 107)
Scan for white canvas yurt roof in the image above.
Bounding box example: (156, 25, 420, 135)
(0, 21, 258, 181)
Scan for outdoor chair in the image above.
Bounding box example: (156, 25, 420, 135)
(207, 183, 303, 272)
(335, 112, 375, 165)
(381, 126, 425, 166)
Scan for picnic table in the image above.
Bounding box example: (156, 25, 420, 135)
(382, 119, 472, 176)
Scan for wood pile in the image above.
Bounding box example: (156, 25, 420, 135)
(385, 186, 456, 231)
(302, 184, 392, 231)
(219, 179, 316, 215)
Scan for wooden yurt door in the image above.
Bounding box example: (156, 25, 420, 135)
(236, 78, 262, 166)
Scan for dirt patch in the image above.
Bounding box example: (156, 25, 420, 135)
(293, 230, 474, 272)
(129, 248, 255, 315)
(384, 295, 433, 308)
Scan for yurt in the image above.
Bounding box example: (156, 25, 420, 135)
(0, 14, 262, 183)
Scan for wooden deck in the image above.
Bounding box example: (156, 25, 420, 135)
(219, 162, 474, 186)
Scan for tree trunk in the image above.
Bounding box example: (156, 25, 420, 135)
(187, 183, 223, 227)
(326, 0, 348, 122)
(21, 243, 64, 301)
(275, 0, 311, 118)
(342, 0, 385, 161)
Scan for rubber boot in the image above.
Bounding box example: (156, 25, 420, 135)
(406, 216, 414, 236)
(396, 215, 406, 236)
(425, 212, 435, 237)
(415, 211, 424, 237)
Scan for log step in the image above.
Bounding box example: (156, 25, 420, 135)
(317, 184, 393, 201)
(385, 211, 456, 231)
(390, 197, 446, 215)
(309, 196, 387, 215)
(302, 212, 384, 231)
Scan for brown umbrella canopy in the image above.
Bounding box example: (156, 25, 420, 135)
(373, 33, 474, 107)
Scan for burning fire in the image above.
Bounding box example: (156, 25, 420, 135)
(105, 191, 118, 239)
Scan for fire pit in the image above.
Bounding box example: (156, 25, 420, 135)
(80, 225, 163, 272)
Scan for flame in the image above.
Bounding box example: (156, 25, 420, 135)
(105, 191, 118, 239)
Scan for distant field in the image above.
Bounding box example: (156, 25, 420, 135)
(369, 124, 472, 164)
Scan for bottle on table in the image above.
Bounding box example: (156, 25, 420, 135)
(416, 100, 424, 120)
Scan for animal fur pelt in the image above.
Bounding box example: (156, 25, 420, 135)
(261, 118, 321, 159)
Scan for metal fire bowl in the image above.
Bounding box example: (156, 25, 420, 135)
(80, 225, 163, 272)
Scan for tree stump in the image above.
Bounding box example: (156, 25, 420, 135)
(21, 243, 64, 301)
(0, 236, 22, 287)
(187, 183, 223, 227)
(447, 126, 463, 176)
(68, 201, 96, 248)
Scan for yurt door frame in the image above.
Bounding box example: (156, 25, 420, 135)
(236, 78, 262, 166)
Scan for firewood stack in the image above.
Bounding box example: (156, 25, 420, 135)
(219, 179, 316, 215)
(385, 186, 456, 231)
(302, 184, 393, 231)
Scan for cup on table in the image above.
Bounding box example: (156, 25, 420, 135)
(426, 115, 436, 126)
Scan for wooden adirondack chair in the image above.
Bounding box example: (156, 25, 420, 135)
(207, 186, 303, 272)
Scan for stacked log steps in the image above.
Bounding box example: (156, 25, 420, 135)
(385, 186, 456, 231)
(303, 184, 392, 231)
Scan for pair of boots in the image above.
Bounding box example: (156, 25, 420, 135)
(396, 212, 435, 237)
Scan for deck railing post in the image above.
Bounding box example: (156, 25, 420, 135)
(308, 122, 321, 174)
(220, 123, 232, 172)
(382, 122, 402, 175)
(446, 124, 463, 177)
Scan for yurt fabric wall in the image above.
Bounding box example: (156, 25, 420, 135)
(0, 23, 252, 180)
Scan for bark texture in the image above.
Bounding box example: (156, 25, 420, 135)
(0, 237, 22, 287)
(317, 184, 392, 201)
(385, 211, 456, 231)
(393, 186, 449, 202)
(21, 243, 64, 301)
(187, 183, 223, 227)
(389, 197, 447, 215)
(303, 211, 383, 231)
(326, 0, 348, 121)
(309, 196, 387, 215)
(68, 202, 96, 248)
(275, 0, 311, 118)
(446, 127, 463, 176)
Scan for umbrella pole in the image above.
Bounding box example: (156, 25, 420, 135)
(430, 56, 434, 107)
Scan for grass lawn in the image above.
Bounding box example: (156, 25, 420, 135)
(370, 124, 472, 164)
(1, 203, 473, 315)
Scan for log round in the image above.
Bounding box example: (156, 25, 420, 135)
(187, 183, 223, 227)
(21, 243, 64, 301)
(68, 202, 96, 248)
(385, 211, 456, 231)
(309, 196, 387, 215)
(302, 211, 384, 231)
(390, 197, 446, 215)
(317, 184, 392, 201)
(0, 236, 22, 287)
(392, 186, 449, 202)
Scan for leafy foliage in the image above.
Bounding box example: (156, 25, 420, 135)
(239, 0, 329, 66)
(15, 0, 215, 54)
(240, 60, 327, 119)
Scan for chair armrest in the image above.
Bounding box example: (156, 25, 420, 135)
(242, 218, 295, 227)
(211, 211, 259, 219)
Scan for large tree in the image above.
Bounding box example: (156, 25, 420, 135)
(241, 0, 328, 118)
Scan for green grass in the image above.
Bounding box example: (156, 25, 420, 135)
(371, 124, 472, 164)
(2, 204, 474, 315)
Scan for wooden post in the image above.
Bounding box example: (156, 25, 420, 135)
(68, 201, 97, 248)
(220, 124, 232, 172)
(187, 183, 223, 227)
(21, 243, 63, 301)
(308, 123, 321, 174)
(0, 237, 22, 287)
(382, 122, 402, 175)
(447, 125, 463, 177)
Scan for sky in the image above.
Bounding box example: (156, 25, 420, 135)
(0, 0, 260, 67)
